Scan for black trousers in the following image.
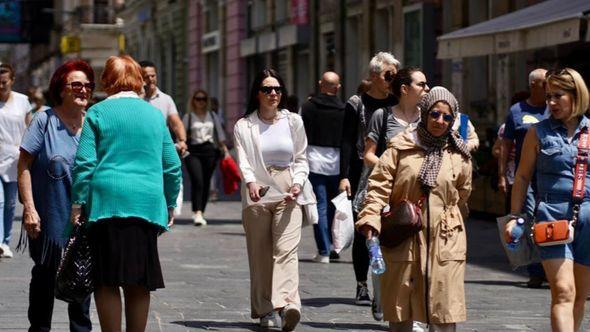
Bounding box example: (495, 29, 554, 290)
(348, 159, 370, 283)
(185, 142, 219, 212)
(28, 248, 91, 332)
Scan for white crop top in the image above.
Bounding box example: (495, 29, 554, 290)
(259, 117, 294, 167)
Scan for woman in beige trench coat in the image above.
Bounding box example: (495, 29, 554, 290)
(357, 87, 472, 332)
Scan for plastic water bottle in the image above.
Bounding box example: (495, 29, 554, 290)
(366, 236, 386, 275)
(507, 218, 525, 251)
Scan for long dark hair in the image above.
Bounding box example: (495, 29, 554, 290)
(244, 68, 288, 117)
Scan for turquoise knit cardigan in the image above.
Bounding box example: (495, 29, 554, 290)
(71, 97, 182, 230)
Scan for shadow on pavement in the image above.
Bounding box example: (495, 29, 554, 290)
(174, 218, 241, 225)
(301, 297, 356, 307)
(302, 321, 388, 330)
(465, 279, 550, 289)
(171, 320, 261, 331)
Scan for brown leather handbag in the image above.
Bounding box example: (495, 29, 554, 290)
(379, 198, 425, 248)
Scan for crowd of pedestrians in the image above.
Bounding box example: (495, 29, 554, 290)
(0, 47, 588, 332)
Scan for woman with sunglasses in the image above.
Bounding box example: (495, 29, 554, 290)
(354, 67, 429, 321)
(182, 89, 228, 226)
(357, 87, 472, 332)
(0, 63, 33, 259)
(18, 60, 94, 331)
(234, 68, 315, 331)
(505, 68, 590, 331)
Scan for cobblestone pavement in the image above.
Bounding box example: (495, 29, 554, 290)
(1, 201, 588, 331)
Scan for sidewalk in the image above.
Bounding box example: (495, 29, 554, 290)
(0, 201, 587, 331)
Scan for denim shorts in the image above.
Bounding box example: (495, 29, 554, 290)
(537, 219, 590, 266)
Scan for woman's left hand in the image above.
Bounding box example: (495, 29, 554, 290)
(285, 183, 302, 201)
(70, 205, 82, 226)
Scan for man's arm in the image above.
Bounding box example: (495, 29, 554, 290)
(168, 113, 187, 154)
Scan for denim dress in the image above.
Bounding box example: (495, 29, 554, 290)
(535, 116, 590, 265)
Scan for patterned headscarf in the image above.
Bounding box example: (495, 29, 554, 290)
(416, 87, 471, 190)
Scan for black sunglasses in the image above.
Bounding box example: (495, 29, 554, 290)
(429, 110, 454, 123)
(384, 71, 395, 82)
(260, 86, 282, 95)
(194, 96, 207, 102)
(66, 81, 95, 91)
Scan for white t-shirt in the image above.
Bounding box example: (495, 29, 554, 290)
(307, 145, 340, 176)
(183, 111, 215, 145)
(144, 88, 178, 119)
(0, 91, 32, 181)
(259, 117, 293, 167)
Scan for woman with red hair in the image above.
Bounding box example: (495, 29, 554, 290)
(70, 55, 182, 332)
(18, 59, 94, 331)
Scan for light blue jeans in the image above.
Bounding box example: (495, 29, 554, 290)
(0, 180, 18, 245)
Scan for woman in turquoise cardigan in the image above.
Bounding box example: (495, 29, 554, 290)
(70, 55, 182, 332)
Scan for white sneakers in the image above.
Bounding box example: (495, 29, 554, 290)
(313, 254, 329, 264)
(280, 304, 301, 331)
(259, 312, 277, 328)
(0, 243, 13, 258)
(193, 214, 207, 226)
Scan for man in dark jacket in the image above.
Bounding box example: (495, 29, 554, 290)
(301, 71, 345, 264)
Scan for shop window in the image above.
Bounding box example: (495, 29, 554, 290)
(374, 8, 390, 53)
(403, 4, 422, 67)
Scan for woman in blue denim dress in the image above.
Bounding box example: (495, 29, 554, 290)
(506, 68, 590, 331)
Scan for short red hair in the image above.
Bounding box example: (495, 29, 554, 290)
(48, 60, 95, 105)
(101, 55, 144, 95)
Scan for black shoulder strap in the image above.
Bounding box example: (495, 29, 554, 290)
(376, 107, 390, 156)
(186, 112, 192, 143)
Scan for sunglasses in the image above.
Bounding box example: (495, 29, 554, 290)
(260, 86, 282, 95)
(194, 96, 207, 102)
(384, 71, 395, 82)
(66, 81, 95, 91)
(545, 92, 565, 101)
(429, 110, 454, 123)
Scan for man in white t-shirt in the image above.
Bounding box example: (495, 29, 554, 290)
(139, 60, 187, 155)
(0, 63, 32, 258)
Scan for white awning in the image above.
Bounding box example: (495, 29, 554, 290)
(437, 0, 590, 59)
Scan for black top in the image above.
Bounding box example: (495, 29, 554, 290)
(301, 93, 346, 147)
(339, 92, 397, 181)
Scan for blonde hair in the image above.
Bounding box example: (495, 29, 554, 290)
(546, 68, 589, 119)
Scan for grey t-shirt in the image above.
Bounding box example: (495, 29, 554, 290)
(367, 107, 417, 145)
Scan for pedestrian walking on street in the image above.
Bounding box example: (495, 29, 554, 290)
(356, 67, 429, 321)
(234, 68, 315, 331)
(499, 68, 549, 288)
(357, 87, 472, 332)
(18, 60, 94, 332)
(339, 52, 400, 307)
(505, 68, 590, 332)
(70, 55, 182, 332)
(139, 60, 188, 156)
(301, 71, 346, 264)
(182, 89, 228, 226)
(0, 63, 33, 259)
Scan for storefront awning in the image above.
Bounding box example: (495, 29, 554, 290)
(437, 0, 590, 59)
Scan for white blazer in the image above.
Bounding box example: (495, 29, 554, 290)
(234, 109, 317, 222)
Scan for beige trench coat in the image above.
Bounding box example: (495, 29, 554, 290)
(356, 128, 472, 324)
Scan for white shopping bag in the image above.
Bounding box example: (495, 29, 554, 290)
(174, 183, 183, 217)
(331, 191, 355, 253)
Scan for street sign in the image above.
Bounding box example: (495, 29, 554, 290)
(60, 36, 81, 54)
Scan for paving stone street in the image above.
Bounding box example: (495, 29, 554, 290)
(1, 201, 588, 331)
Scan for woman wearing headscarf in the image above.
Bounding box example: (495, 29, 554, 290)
(357, 87, 472, 331)
(18, 60, 94, 332)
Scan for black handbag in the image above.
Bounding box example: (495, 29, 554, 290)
(55, 213, 95, 304)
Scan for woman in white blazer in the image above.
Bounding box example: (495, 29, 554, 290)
(234, 69, 314, 331)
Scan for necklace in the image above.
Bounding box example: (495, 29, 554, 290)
(258, 110, 278, 123)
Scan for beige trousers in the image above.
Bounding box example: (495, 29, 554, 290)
(242, 169, 302, 318)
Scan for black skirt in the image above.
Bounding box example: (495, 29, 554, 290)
(89, 218, 164, 291)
